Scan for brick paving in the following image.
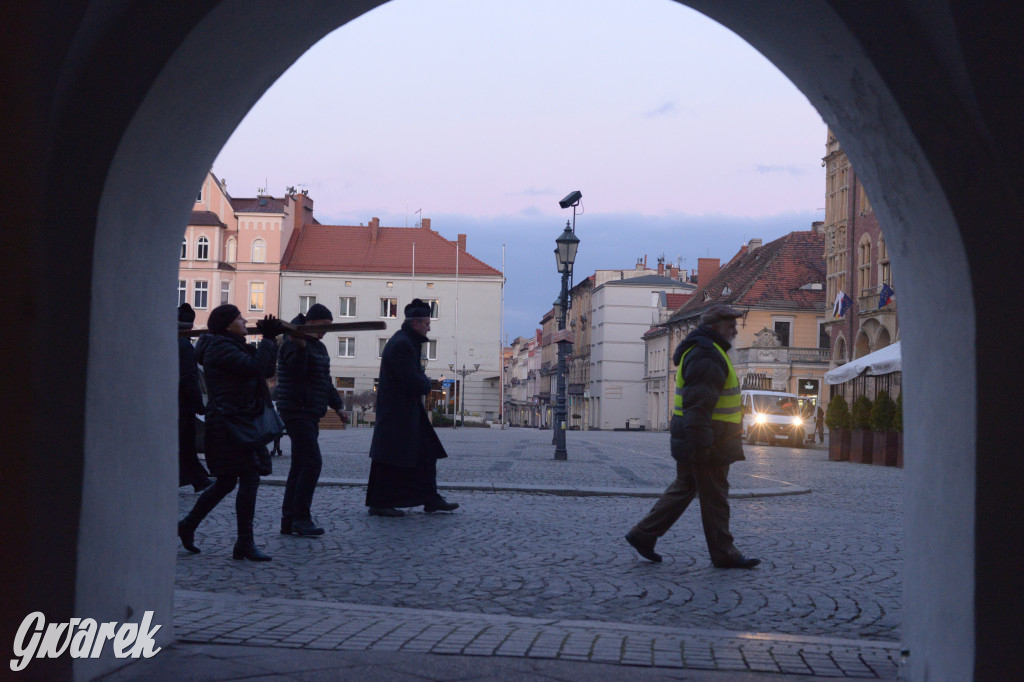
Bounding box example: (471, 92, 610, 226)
(171, 427, 903, 678)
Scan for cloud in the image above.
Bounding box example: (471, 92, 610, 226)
(753, 164, 808, 177)
(519, 187, 555, 196)
(644, 101, 677, 118)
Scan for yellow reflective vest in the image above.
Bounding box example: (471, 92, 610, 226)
(673, 342, 741, 423)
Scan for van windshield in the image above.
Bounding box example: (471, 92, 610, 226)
(750, 394, 814, 416)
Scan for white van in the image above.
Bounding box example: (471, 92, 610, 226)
(741, 390, 815, 447)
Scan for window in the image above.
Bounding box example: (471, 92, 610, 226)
(380, 298, 398, 318)
(248, 282, 265, 311)
(819, 320, 830, 349)
(338, 337, 355, 358)
(878, 237, 891, 288)
(424, 299, 440, 319)
(196, 236, 209, 261)
(220, 281, 230, 305)
(252, 239, 266, 263)
(225, 238, 236, 264)
(858, 234, 873, 296)
(193, 281, 208, 309)
(339, 296, 356, 317)
(180, 238, 187, 260)
(774, 320, 791, 347)
(426, 339, 438, 360)
(196, 187, 203, 203)
(177, 280, 187, 306)
(335, 377, 355, 407)
(378, 338, 388, 358)
(299, 296, 316, 314)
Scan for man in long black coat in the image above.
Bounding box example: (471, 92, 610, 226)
(178, 303, 212, 492)
(366, 298, 458, 516)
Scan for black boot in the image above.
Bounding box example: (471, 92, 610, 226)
(232, 540, 271, 561)
(178, 519, 200, 554)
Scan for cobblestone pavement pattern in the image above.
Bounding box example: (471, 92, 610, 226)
(168, 427, 902, 679)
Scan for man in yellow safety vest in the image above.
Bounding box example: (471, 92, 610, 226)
(625, 304, 761, 569)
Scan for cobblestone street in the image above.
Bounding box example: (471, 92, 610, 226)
(168, 427, 903, 678)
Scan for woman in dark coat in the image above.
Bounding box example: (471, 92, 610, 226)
(177, 305, 282, 561)
(366, 299, 457, 516)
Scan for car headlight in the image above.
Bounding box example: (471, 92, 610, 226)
(791, 416, 803, 426)
(754, 413, 767, 424)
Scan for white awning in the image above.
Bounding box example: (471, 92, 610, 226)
(824, 341, 902, 385)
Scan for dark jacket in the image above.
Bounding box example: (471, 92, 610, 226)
(178, 336, 204, 414)
(275, 336, 342, 419)
(195, 333, 277, 475)
(368, 321, 448, 467)
(669, 325, 745, 466)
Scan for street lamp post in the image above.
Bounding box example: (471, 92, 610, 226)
(450, 362, 480, 427)
(553, 195, 581, 461)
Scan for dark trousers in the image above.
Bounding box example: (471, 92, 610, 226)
(631, 459, 741, 565)
(281, 415, 322, 522)
(178, 409, 210, 489)
(183, 467, 260, 543)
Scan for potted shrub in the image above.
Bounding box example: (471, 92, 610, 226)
(870, 390, 899, 466)
(894, 392, 904, 468)
(849, 394, 875, 464)
(825, 394, 851, 461)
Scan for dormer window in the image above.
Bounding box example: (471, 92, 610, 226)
(722, 286, 732, 296)
(702, 291, 711, 301)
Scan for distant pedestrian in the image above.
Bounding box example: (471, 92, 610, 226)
(366, 298, 458, 516)
(277, 304, 348, 537)
(177, 305, 282, 561)
(177, 303, 212, 493)
(815, 405, 825, 443)
(625, 304, 760, 569)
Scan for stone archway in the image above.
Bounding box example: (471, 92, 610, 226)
(7, 1, 1023, 679)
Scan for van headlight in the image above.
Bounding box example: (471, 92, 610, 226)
(754, 413, 767, 425)
(791, 416, 803, 426)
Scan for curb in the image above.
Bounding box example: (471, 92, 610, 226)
(258, 476, 811, 499)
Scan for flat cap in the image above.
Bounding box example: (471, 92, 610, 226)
(700, 304, 743, 325)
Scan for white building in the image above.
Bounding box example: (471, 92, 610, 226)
(589, 274, 695, 430)
(280, 218, 504, 420)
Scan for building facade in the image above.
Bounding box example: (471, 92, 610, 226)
(589, 274, 695, 430)
(822, 130, 900, 400)
(279, 217, 504, 420)
(179, 172, 313, 329)
(654, 230, 830, 427)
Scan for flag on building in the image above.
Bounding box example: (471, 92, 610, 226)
(878, 282, 894, 308)
(832, 291, 845, 318)
(833, 290, 853, 318)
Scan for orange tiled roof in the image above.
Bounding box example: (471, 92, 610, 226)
(282, 223, 501, 276)
(665, 292, 693, 311)
(668, 231, 826, 322)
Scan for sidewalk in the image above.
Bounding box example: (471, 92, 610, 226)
(117, 429, 901, 680)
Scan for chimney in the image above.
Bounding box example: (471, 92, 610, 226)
(657, 260, 664, 276)
(421, 217, 431, 231)
(457, 234, 466, 251)
(811, 220, 824, 233)
(369, 217, 380, 244)
(748, 238, 763, 252)
(668, 265, 679, 279)
(697, 257, 720, 285)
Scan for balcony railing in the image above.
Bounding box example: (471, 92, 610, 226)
(732, 346, 831, 364)
(858, 285, 898, 314)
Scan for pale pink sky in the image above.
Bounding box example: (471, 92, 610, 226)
(213, 0, 828, 336)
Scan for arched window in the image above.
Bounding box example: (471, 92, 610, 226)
(878, 236, 891, 288)
(225, 238, 236, 264)
(196, 236, 209, 261)
(180, 238, 187, 260)
(252, 239, 265, 263)
(857, 234, 872, 297)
